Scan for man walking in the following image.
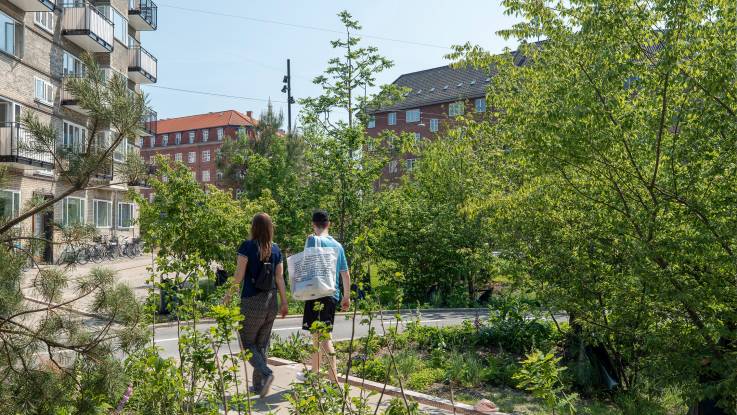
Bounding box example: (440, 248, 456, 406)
(301, 210, 351, 383)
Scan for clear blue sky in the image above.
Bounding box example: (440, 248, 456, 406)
(141, 1, 519, 125)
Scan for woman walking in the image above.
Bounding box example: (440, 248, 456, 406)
(225, 213, 289, 398)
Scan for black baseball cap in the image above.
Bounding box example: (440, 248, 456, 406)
(312, 210, 329, 224)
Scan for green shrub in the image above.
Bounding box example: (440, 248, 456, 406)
(270, 332, 311, 362)
(430, 347, 446, 369)
(478, 295, 559, 354)
(482, 353, 520, 387)
(354, 357, 388, 382)
(446, 351, 483, 387)
(393, 349, 426, 380)
(407, 368, 446, 391)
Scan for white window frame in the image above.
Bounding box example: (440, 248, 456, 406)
(175, 132, 181, 145)
(429, 118, 439, 132)
(387, 112, 397, 126)
(405, 158, 416, 171)
(174, 153, 182, 162)
(149, 136, 155, 148)
(63, 120, 87, 152)
(202, 170, 210, 182)
(367, 115, 376, 129)
(101, 6, 128, 44)
(475, 98, 486, 113)
(449, 102, 465, 117)
(62, 196, 86, 226)
(113, 137, 128, 162)
(388, 160, 398, 174)
(216, 128, 224, 140)
(188, 151, 196, 164)
(93, 199, 112, 228)
(117, 202, 134, 229)
(34, 77, 54, 106)
(405, 109, 420, 123)
(216, 171, 224, 181)
(0, 11, 22, 58)
(62, 51, 85, 77)
(202, 150, 210, 162)
(0, 189, 21, 220)
(414, 132, 421, 143)
(188, 131, 195, 144)
(202, 129, 209, 142)
(34, 11, 54, 33)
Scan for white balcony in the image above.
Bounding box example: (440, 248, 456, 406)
(128, 44, 157, 84)
(0, 123, 54, 169)
(61, 1, 113, 53)
(128, 0, 157, 31)
(7, 0, 55, 12)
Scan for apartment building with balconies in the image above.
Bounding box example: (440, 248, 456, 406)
(0, 0, 159, 262)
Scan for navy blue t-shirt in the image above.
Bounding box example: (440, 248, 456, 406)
(237, 240, 283, 298)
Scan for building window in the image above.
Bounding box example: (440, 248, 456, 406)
(188, 131, 195, 144)
(148, 193, 154, 202)
(475, 98, 486, 113)
(429, 118, 439, 132)
(0, 12, 22, 58)
(117, 203, 134, 229)
(63, 121, 87, 152)
(149, 136, 155, 148)
(174, 153, 182, 162)
(93, 200, 112, 228)
(387, 112, 397, 126)
(0, 189, 20, 220)
(406, 109, 420, 123)
(188, 152, 196, 163)
(405, 158, 416, 171)
(34, 12, 54, 33)
(216, 171, 224, 181)
(388, 160, 398, 174)
(113, 137, 127, 162)
(216, 128, 224, 140)
(62, 197, 86, 226)
(202, 150, 210, 162)
(162, 134, 168, 146)
(414, 132, 421, 143)
(202, 129, 209, 142)
(449, 102, 464, 117)
(63, 51, 85, 76)
(175, 132, 181, 145)
(368, 115, 376, 129)
(34, 77, 53, 106)
(202, 170, 210, 182)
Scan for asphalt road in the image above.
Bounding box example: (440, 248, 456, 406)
(153, 309, 487, 359)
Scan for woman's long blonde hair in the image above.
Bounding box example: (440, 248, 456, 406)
(250, 213, 274, 261)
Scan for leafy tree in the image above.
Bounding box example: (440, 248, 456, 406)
(216, 103, 309, 253)
(451, 0, 737, 409)
(299, 10, 404, 272)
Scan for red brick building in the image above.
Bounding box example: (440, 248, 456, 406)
(139, 110, 257, 199)
(367, 65, 491, 185)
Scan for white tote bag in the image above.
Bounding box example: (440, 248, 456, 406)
(287, 236, 338, 301)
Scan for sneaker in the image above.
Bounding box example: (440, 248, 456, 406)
(260, 374, 275, 398)
(248, 385, 260, 394)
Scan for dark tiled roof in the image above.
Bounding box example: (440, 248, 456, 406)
(375, 65, 491, 112)
(375, 42, 542, 112)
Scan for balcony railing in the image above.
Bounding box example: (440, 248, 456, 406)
(0, 123, 54, 169)
(128, 0, 157, 31)
(61, 74, 86, 114)
(61, 1, 114, 53)
(8, 0, 55, 12)
(128, 44, 157, 84)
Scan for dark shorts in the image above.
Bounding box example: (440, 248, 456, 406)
(302, 296, 337, 332)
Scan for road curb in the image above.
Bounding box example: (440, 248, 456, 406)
(150, 307, 487, 328)
(266, 357, 508, 415)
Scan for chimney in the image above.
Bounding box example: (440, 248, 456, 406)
(246, 111, 253, 118)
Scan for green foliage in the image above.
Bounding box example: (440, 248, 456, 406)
(125, 346, 184, 415)
(446, 351, 484, 388)
(354, 357, 388, 383)
(270, 332, 311, 363)
(483, 353, 521, 388)
(514, 351, 578, 415)
(407, 368, 446, 391)
(477, 294, 559, 354)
